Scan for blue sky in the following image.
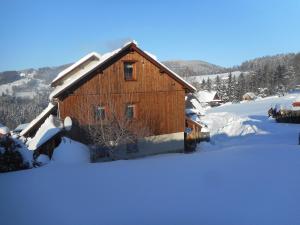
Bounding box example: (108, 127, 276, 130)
(1, 0, 300, 71)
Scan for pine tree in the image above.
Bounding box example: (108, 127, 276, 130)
(232, 75, 238, 101)
(247, 70, 257, 93)
(206, 78, 212, 91)
(284, 66, 296, 91)
(226, 72, 236, 101)
(273, 65, 286, 95)
(201, 79, 206, 90)
(215, 75, 221, 92)
(236, 73, 246, 100)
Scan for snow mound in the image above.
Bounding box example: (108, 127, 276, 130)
(17, 144, 33, 166)
(52, 138, 90, 164)
(201, 112, 263, 138)
(36, 154, 50, 165)
(221, 117, 259, 137)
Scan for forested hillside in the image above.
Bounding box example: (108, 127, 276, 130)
(199, 53, 300, 102)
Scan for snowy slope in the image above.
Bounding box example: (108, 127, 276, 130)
(0, 76, 50, 98)
(199, 93, 299, 152)
(163, 60, 226, 75)
(189, 70, 249, 83)
(1, 96, 300, 225)
(0, 65, 69, 98)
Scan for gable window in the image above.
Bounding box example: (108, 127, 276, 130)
(124, 62, 135, 81)
(95, 105, 105, 120)
(125, 104, 136, 119)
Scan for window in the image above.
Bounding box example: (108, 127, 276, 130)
(124, 62, 135, 80)
(125, 104, 135, 119)
(126, 140, 138, 153)
(95, 105, 105, 120)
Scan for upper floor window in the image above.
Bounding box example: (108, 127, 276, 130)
(124, 62, 135, 81)
(125, 104, 136, 119)
(95, 105, 105, 120)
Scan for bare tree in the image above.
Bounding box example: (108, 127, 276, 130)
(75, 93, 153, 161)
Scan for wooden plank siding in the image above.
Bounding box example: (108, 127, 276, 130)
(58, 50, 186, 137)
(185, 118, 202, 142)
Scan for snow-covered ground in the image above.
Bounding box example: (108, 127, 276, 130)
(1, 93, 300, 225)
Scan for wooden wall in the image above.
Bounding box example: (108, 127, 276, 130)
(58, 50, 186, 136)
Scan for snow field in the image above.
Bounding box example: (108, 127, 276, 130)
(1, 93, 300, 225)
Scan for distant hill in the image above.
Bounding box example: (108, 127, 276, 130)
(0, 64, 70, 98)
(0, 71, 20, 85)
(162, 60, 226, 77)
(238, 53, 299, 72)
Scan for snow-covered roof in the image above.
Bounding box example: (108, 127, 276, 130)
(20, 103, 57, 137)
(51, 52, 101, 85)
(196, 91, 219, 103)
(50, 42, 133, 99)
(50, 41, 196, 100)
(0, 123, 9, 135)
(186, 116, 202, 126)
(27, 115, 61, 151)
(186, 108, 200, 115)
(14, 123, 29, 132)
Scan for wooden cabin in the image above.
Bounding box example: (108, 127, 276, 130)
(292, 97, 300, 107)
(23, 41, 196, 159)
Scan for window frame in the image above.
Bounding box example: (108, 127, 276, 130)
(123, 61, 136, 81)
(94, 105, 106, 120)
(125, 104, 136, 119)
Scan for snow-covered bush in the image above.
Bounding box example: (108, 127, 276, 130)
(0, 135, 29, 172)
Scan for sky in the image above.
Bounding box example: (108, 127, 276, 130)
(1, 0, 300, 71)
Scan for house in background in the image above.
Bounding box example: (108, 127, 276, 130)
(292, 96, 300, 108)
(196, 90, 223, 107)
(22, 41, 197, 159)
(242, 92, 256, 101)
